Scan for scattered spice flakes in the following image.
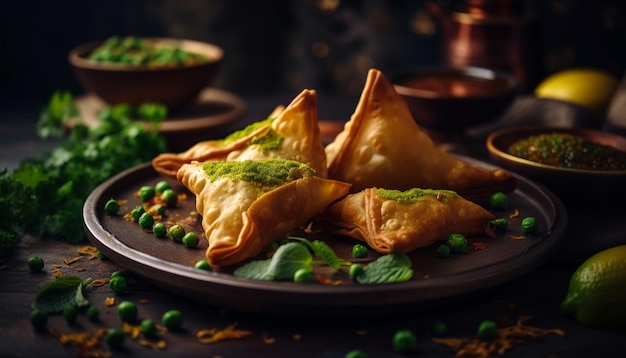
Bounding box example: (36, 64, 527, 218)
(509, 235, 527, 240)
(432, 316, 564, 358)
(262, 332, 276, 344)
(197, 322, 252, 344)
(140, 339, 167, 350)
(316, 275, 343, 285)
(509, 209, 520, 219)
(50, 328, 110, 357)
(104, 297, 116, 306)
(472, 242, 486, 250)
(124, 322, 142, 339)
(75, 267, 87, 272)
(139, 298, 151, 304)
(292, 333, 302, 340)
(76, 245, 99, 260)
(63, 255, 84, 265)
(91, 278, 110, 287)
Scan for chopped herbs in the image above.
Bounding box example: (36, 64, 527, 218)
(508, 132, 626, 170)
(0, 91, 167, 261)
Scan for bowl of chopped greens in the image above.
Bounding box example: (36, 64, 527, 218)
(487, 126, 626, 201)
(69, 36, 223, 110)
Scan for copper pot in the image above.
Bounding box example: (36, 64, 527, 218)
(428, 0, 541, 92)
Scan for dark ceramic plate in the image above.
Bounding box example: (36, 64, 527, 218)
(83, 157, 566, 317)
(487, 126, 626, 201)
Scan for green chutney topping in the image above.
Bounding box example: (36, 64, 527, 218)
(376, 188, 457, 203)
(202, 159, 315, 188)
(507, 132, 626, 170)
(220, 117, 284, 153)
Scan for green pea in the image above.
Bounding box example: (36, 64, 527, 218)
(117, 300, 138, 323)
(521, 216, 538, 235)
(29, 309, 48, 330)
(352, 244, 368, 258)
(86, 305, 100, 321)
(97, 250, 108, 260)
(130, 205, 145, 221)
(161, 189, 178, 207)
(63, 304, 78, 323)
(436, 244, 450, 258)
(138, 212, 154, 230)
(105, 328, 126, 349)
(446, 234, 467, 253)
(162, 309, 183, 330)
(194, 259, 212, 271)
(140, 319, 158, 338)
(104, 198, 120, 215)
(138, 186, 155, 202)
(109, 276, 128, 294)
(155, 180, 171, 193)
(477, 320, 499, 340)
(293, 268, 315, 283)
(149, 204, 166, 216)
(489, 192, 508, 211)
(27, 256, 45, 272)
(169, 224, 185, 242)
(349, 263, 363, 279)
(152, 222, 167, 238)
(111, 270, 130, 280)
(487, 218, 508, 232)
(345, 349, 367, 358)
(392, 329, 417, 353)
(182, 232, 200, 248)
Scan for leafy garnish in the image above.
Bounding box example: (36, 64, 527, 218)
(355, 253, 414, 284)
(0, 91, 168, 260)
(32, 276, 93, 314)
(234, 242, 312, 280)
(288, 237, 343, 270)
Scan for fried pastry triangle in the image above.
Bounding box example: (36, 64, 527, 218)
(177, 158, 350, 267)
(325, 69, 516, 197)
(322, 188, 495, 254)
(153, 89, 328, 178)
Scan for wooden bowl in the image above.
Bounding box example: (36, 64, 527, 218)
(69, 38, 223, 110)
(487, 126, 626, 201)
(393, 66, 519, 132)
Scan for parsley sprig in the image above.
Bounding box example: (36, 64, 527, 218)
(0, 91, 167, 262)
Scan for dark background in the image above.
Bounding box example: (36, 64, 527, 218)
(1, 0, 625, 107)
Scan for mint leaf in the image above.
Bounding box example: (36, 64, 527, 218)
(32, 276, 92, 314)
(311, 240, 341, 270)
(233, 260, 272, 280)
(234, 242, 312, 281)
(265, 242, 312, 280)
(356, 253, 413, 284)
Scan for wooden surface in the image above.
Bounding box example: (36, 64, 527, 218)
(1, 95, 625, 357)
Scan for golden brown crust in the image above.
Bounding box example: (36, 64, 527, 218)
(322, 188, 495, 254)
(325, 69, 517, 197)
(152, 89, 328, 178)
(177, 161, 350, 267)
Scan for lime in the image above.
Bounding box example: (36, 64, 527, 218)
(560, 245, 626, 329)
(535, 68, 618, 115)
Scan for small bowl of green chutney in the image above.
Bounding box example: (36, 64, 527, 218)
(487, 126, 626, 202)
(69, 36, 224, 111)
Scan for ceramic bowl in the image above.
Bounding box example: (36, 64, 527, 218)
(393, 66, 519, 132)
(69, 37, 223, 110)
(487, 126, 626, 201)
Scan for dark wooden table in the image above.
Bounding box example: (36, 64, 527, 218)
(1, 93, 625, 358)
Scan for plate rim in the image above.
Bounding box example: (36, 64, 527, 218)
(83, 157, 568, 315)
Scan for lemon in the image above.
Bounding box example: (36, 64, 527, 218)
(535, 68, 618, 115)
(560, 245, 626, 330)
